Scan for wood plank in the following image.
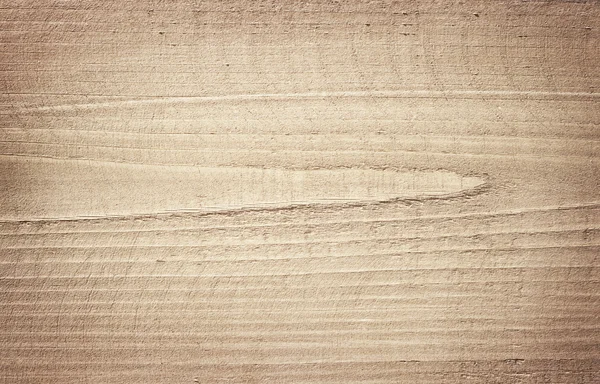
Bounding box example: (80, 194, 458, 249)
(0, 0, 598, 382)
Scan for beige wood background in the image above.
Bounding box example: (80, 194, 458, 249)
(1, 0, 599, 382)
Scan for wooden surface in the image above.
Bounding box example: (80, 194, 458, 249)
(1, 0, 599, 382)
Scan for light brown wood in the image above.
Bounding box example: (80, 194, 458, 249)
(1, 0, 599, 382)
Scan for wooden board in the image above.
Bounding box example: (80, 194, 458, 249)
(1, 1, 599, 382)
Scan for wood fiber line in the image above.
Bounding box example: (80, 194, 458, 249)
(0, 0, 599, 383)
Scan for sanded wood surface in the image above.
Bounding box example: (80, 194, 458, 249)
(0, 0, 599, 382)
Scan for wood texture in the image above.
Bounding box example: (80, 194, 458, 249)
(0, 0, 599, 382)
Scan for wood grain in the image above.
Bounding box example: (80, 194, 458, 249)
(1, 0, 599, 383)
